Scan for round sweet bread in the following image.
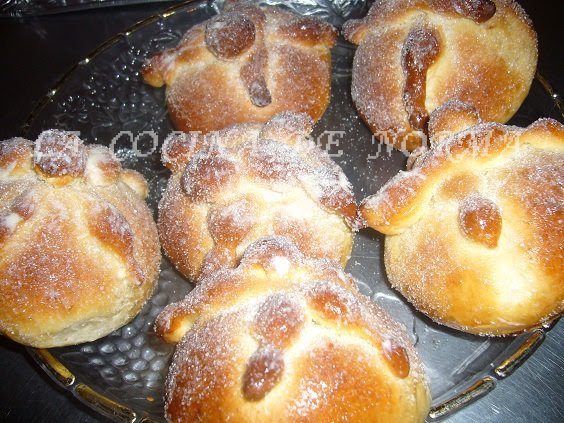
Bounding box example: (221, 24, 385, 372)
(143, 2, 337, 133)
(343, 0, 538, 151)
(158, 112, 359, 281)
(156, 236, 430, 422)
(0, 131, 161, 347)
(360, 102, 563, 336)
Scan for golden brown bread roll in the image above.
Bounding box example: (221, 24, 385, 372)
(158, 112, 360, 281)
(360, 102, 564, 336)
(143, 1, 337, 133)
(343, 0, 538, 151)
(0, 131, 160, 347)
(156, 236, 430, 422)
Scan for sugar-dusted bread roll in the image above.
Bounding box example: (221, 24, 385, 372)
(156, 236, 430, 422)
(143, 1, 337, 133)
(0, 131, 160, 347)
(158, 112, 360, 281)
(360, 102, 564, 336)
(343, 0, 538, 151)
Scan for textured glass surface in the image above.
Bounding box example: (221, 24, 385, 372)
(24, 1, 562, 421)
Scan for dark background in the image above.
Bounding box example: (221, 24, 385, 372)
(0, 1, 562, 422)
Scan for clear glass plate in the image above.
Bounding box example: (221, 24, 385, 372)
(0, 0, 176, 18)
(22, 1, 563, 422)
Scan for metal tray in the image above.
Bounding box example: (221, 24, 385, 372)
(22, 1, 563, 422)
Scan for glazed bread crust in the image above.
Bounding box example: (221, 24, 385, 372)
(143, 2, 337, 133)
(361, 103, 563, 336)
(158, 112, 359, 282)
(344, 0, 538, 150)
(0, 131, 161, 347)
(156, 237, 430, 423)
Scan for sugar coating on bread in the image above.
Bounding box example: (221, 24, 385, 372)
(343, 0, 538, 150)
(361, 104, 563, 336)
(156, 237, 430, 422)
(0, 131, 160, 347)
(158, 112, 360, 281)
(143, 2, 337, 133)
